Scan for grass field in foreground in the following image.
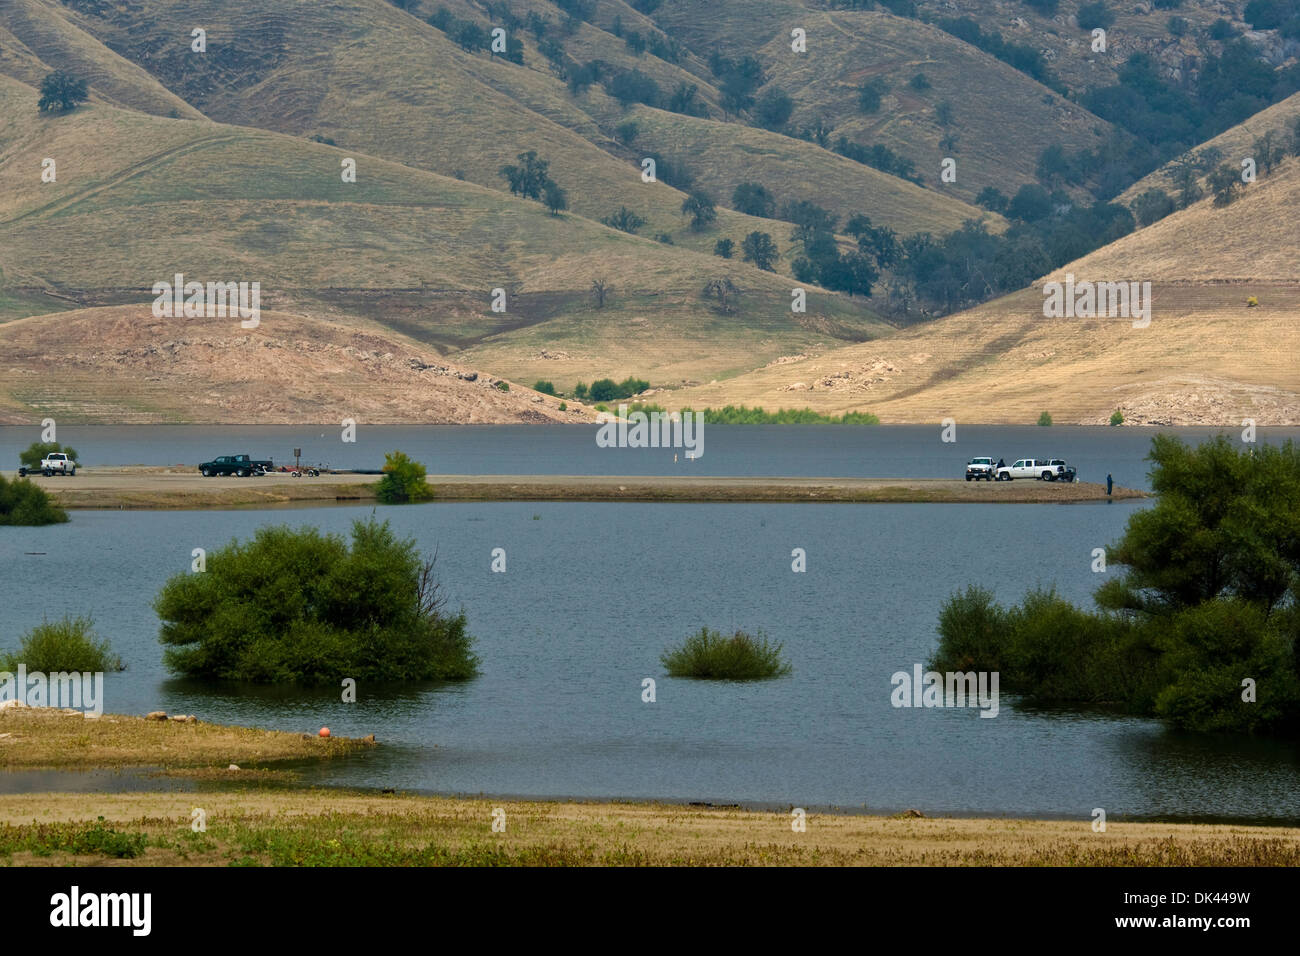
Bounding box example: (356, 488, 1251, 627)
(0, 789, 1296, 866)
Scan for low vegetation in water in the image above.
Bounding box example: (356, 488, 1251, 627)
(931, 436, 1300, 734)
(0, 474, 68, 526)
(153, 517, 477, 684)
(662, 627, 791, 680)
(0, 616, 123, 673)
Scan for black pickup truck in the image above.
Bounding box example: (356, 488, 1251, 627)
(198, 454, 274, 477)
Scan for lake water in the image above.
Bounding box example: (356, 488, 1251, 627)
(3, 497, 1298, 821)
(3, 424, 1297, 490)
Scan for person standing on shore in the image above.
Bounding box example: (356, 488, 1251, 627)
(1106, 473, 1113, 497)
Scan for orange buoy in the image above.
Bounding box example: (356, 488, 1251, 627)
(319, 727, 330, 737)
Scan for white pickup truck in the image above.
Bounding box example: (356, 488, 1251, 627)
(996, 458, 1069, 481)
(39, 452, 77, 476)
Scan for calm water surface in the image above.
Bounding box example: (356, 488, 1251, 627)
(4, 425, 1297, 490)
(2, 498, 1297, 820)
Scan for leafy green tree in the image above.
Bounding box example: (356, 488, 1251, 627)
(499, 150, 552, 200)
(1037, 411, 1052, 426)
(1076, 1, 1114, 30)
(533, 380, 557, 396)
(0, 474, 68, 526)
(740, 231, 780, 271)
(753, 87, 795, 130)
(615, 121, 639, 145)
(933, 436, 1300, 734)
(601, 206, 645, 234)
(667, 83, 703, 116)
(1008, 183, 1053, 222)
(909, 72, 931, 90)
(607, 69, 660, 107)
(1132, 188, 1175, 226)
(376, 450, 434, 503)
(857, 77, 888, 114)
(732, 182, 775, 218)
(154, 518, 477, 683)
(1207, 162, 1243, 206)
(1110, 409, 1124, 426)
(681, 191, 717, 231)
(974, 186, 1009, 213)
(713, 238, 734, 258)
(543, 180, 568, 215)
(38, 72, 88, 112)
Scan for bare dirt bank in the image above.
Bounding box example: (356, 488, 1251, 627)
(18, 467, 1145, 509)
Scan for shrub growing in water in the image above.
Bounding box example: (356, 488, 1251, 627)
(375, 450, 434, 503)
(0, 474, 68, 526)
(0, 616, 123, 672)
(662, 627, 791, 680)
(930, 436, 1300, 733)
(154, 518, 477, 684)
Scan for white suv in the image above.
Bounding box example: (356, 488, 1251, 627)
(996, 458, 1064, 481)
(965, 457, 996, 481)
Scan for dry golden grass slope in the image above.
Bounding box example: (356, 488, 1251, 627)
(28, 0, 783, 259)
(651, 2, 1113, 202)
(0, 76, 892, 396)
(909, 0, 1255, 93)
(0, 304, 589, 424)
(1120, 92, 1300, 206)
(666, 157, 1300, 425)
(0, 0, 205, 120)
(621, 104, 1001, 236)
(28, 0, 988, 261)
(424, 0, 728, 121)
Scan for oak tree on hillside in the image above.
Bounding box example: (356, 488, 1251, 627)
(500, 150, 553, 200)
(741, 231, 780, 271)
(681, 191, 717, 231)
(38, 72, 89, 113)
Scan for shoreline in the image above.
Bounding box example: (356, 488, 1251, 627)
(16, 467, 1147, 509)
(2, 708, 1294, 865)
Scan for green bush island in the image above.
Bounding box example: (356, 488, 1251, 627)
(154, 518, 477, 684)
(0, 616, 123, 672)
(662, 627, 791, 680)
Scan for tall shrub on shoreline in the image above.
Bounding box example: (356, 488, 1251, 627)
(154, 518, 477, 683)
(376, 450, 434, 503)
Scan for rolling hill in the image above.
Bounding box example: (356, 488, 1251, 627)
(649, 2, 1114, 202)
(664, 153, 1300, 425)
(0, 303, 584, 424)
(0, 75, 891, 391)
